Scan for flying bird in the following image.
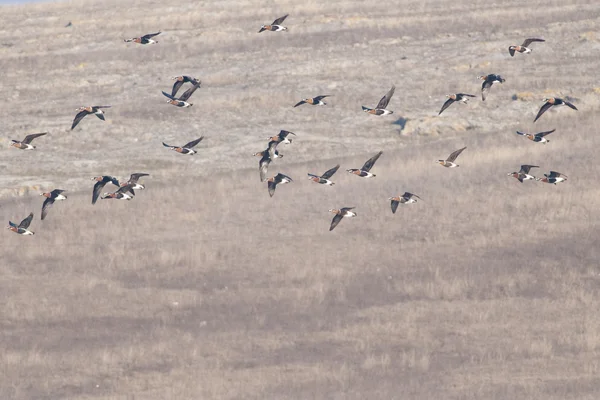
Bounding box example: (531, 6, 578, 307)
(7, 212, 34, 235)
(294, 95, 330, 107)
(347, 151, 383, 178)
(437, 146, 466, 168)
(362, 86, 395, 115)
(163, 136, 205, 155)
(254, 141, 281, 182)
(171, 76, 200, 97)
(162, 82, 201, 107)
(267, 130, 296, 146)
(508, 165, 539, 183)
(438, 93, 476, 115)
(308, 164, 340, 185)
(10, 132, 48, 150)
(71, 106, 111, 130)
(259, 15, 288, 32)
(516, 129, 555, 144)
(91, 176, 120, 205)
(329, 207, 356, 231)
(267, 173, 292, 197)
(478, 74, 505, 101)
(120, 173, 149, 193)
(40, 189, 67, 220)
(533, 98, 577, 123)
(536, 171, 567, 185)
(389, 192, 422, 214)
(124, 31, 161, 44)
(509, 38, 545, 57)
(102, 184, 135, 200)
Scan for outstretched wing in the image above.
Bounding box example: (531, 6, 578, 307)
(162, 142, 174, 148)
(92, 181, 107, 205)
(438, 98, 454, 115)
(522, 38, 545, 47)
(446, 147, 466, 163)
(533, 102, 552, 123)
(376, 86, 395, 110)
(519, 165, 539, 174)
(162, 91, 176, 100)
(19, 212, 34, 229)
(23, 132, 48, 144)
(314, 95, 331, 102)
(41, 198, 54, 220)
(321, 164, 340, 180)
(183, 136, 204, 149)
(51, 189, 66, 197)
(279, 130, 295, 139)
(390, 200, 399, 214)
(515, 131, 528, 137)
(547, 171, 566, 178)
(481, 80, 493, 101)
(129, 173, 149, 182)
(71, 110, 89, 130)
(293, 100, 306, 107)
(508, 46, 516, 57)
(329, 214, 343, 231)
(268, 180, 277, 197)
(272, 14, 288, 26)
(171, 80, 184, 97)
(404, 192, 422, 201)
(259, 154, 271, 182)
(178, 82, 201, 102)
(536, 129, 556, 138)
(361, 151, 383, 172)
(142, 31, 161, 40)
(564, 101, 578, 110)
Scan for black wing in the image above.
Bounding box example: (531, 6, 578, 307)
(163, 142, 174, 148)
(71, 110, 89, 130)
(51, 189, 66, 197)
(19, 212, 34, 229)
(547, 171, 566, 178)
(522, 38, 545, 47)
(361, 151, 383, 172)
(564, 101, 578, 110)
(446, 147, 466, 163)
(142, 31, 161, 40)
(129, 173, 149, 183)
(375, 86, 395, 110)
(293, 100, 306, 107)
(329, 214, 343, 231)
(162, 91, 176, 100)
(404, 192, 422, 200)
(279, 130, 295, 139)
(183, 136, 204, 149)
(515, 131, 528, 137)
(438, 98, 455, 115)
(117, 184, 135, 196)
(519, 165, 539, 174)
(41, 198, 54, 220)
(508, 46, 516, 57)
(95, 113, 106, 121)
(274, 173, 292, 183)
(268, 180, 277, 197)
(22, 132, 48, 144)
(533, 102, 552, 123)
(92, 181, 107, 205)
(321, 164, 340, 180)
(481, 80, 493, 101)
(535, 129, 556, 138)
(314, 95, 331, 102)
(272, 14, 288, 25)
(171, 80, 184, 97)
(178, 82, 201, 102)
(390, 200, 399, 214)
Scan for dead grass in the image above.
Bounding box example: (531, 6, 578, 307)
(2, 0, 600, 399)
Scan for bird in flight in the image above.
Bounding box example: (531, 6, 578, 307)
(362, 86, 395, 115)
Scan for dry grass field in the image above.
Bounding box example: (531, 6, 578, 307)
(2, 0, 600, 399)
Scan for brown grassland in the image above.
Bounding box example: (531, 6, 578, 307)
(1, 0, 600, 398)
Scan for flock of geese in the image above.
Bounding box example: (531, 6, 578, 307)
(6, 15, 577, 234)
